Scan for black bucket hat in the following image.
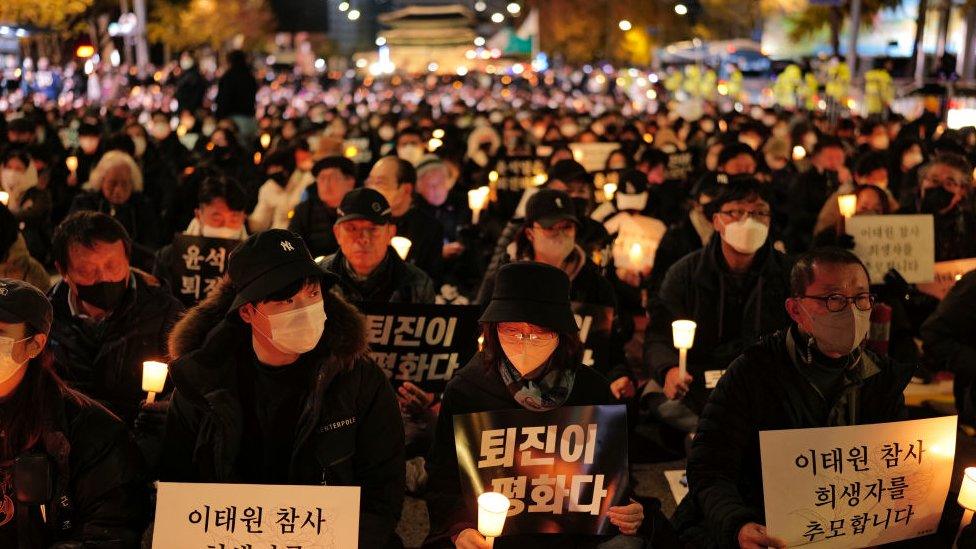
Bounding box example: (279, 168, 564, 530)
(227, 229, 336, 311)
(479, 262, 578, 333)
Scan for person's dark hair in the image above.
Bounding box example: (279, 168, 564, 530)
(394, 157, 417, 186)
(918, 153, 974, 187)
(813, 136, 845, 156)
(198, 176, 249, 212)
(397, 127, 423, 143)
(0, 204, 19, 263)
(638, 148, 668, 170)
(52, 211, 132, 271)
(480, 321, 583, 373)
(1, 148, 31, 168)
(853, 184, 891, 214)
(312, 156, 357, 179)
(703, 177, 771, 220)
(102, 132, 136, 156)
(790, 247, 871, 296)
(717, 142, 757, 169)
(259, 275, 321, 304)
(854, 151, 888, 177)
(227, 50, 248, 69)
(264, 149, 296, 173)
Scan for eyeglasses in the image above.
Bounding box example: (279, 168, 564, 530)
(717, 209, 771, 221)
(338, 224, 383, 239)
(498, 325, 558, 342)
(533, 222, 576, 237)
(800, 293, 876, 312)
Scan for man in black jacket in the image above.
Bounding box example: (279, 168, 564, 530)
(921, 269, 976, 427)
(673, 248, 914, 549)
(644, 179, 791, 430)
(159, 229, 405, 548)
(784, 137, 851, 253)
(320, 187, 436, 304)
(289, 156, 356, 258)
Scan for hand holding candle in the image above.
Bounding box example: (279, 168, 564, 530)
(468, 186, 490, 225)
(671, 320, 696, 379)
(627, 242, 643, 271)
(391, 236, 412, 260)
(478, 491, 510, 546)
(142, 361, 168, 403)
(65, 155, 78, 174)
(603, 182, 617, 201)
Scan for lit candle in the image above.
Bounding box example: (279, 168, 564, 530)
(260, 133, 271, 149)
(478, 491, 510, 545)
(603, 182, 617, 201)
(344, 145, 358, 159)
(532, 173, 547, 186)
(628, 242, 643, 271)
(956, 467, 976, 546)
(671, 320, 697, 379)
(792, 145, 806, 161)
(837, 193, 857, 218)
(142, 361, 168, 403)
(468, 186, 490, 225)
(253, 152, 262, 165)
(488, 170, 499, 184)
(65, 155, 78, 174)
(0, 192, 8, 206)
(391, 236, 412, 259)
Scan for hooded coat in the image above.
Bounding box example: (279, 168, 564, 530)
(158, 281, 405, 548)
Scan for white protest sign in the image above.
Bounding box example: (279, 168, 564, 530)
(916, 258, 976, 300)
(153, 482, 360, 549)
(760, 416, 957, 548)
(569, 142, 621, 173)
(845, 214, 935, 284)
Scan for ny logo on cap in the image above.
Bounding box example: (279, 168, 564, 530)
(280, 240, 295, 252)
(555, 197, 563, 208)
(372, 202, 382, 212)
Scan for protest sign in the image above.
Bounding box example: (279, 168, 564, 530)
(844, 214, 935, 284)
(453, 404, 629, 536)
(571, 302, 614, 370)
(360, 302, 480, 392)
(569, 142, 621, 173)
(604, 212, 668, 272)
(152, 482, 360, 549)
(170, 234, 238, 307)
(489, 155, 546, 220)
(760, 415, 957, 548)
(917, 258, 976, 300)
(664, 150, 694, 182)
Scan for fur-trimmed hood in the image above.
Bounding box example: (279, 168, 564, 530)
(168, 277, 368, 369)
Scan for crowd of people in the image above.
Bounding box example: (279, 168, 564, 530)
(0, 49, 975, 548)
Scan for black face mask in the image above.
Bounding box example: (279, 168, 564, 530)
(921, 187, 954, 214)
(75, 279, 128, 311)
(571, 197, 591, 218)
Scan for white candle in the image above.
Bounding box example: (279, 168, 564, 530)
(142, 361, 168, 403)
(478, 491, 510, 543)
(792, 145, 807, 161)
(468, 186, 490, 225)
(0, 192, 9, 206)
(837, 194, 857, 218)
(65, 155, 78, 174)
(603, 182, 617, 201)
(671, 320, 697, 379)
(956, 468, 976, 547)
(391, 236, 412, 260)
(628, 242, 643, 270)
(260, 133, 271, 149)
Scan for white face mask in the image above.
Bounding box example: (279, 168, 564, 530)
(79, 136, 99, 154)
(257, 300, 327, 354)
(201, 224, 242, 240)
(0, 335, 29, 385)
(721, 216, 769, 254)
(532, 232, 575, 263)
(615, 192, 648, 212)
(801, 303, 871, 356)
(132, 136, 147, 157)
(397, 145, 424, 166)
(377, 126, 395, 142)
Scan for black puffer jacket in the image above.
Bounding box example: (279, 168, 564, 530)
(288, 187, 340, 259)
(158, 284, 405, 549)
(47, 270, 184, 426)
(644, 235, 792, 413)
(672, 329, 914, 549)
(320, 248, 436, 304)
(4, 362, 149, 548)
(921, 270, 976, 422)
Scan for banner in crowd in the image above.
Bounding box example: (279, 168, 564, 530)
(664, 150, 695, 182)
(492, 155, 547, 193)
(359, 302, 481, 392)
(760, 415, 957, 548)
(453, 404, 629, 535)
(569, 142, 620, 173)
(845, 215, 935, 284)
(572, 302, 614, 370)
(917, 258, 976, 300)
(152, 482, 360, 549)
(343, 137, 372, 164)
(169, 234, 239, 307)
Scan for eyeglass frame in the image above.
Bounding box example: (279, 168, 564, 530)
(798, 292, 877, 312)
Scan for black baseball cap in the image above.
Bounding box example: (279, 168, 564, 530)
(0, 279, 53, 335)
(525, 188, 580, 229)
(336, 188, 392, 225)
(227, 229, 336, 311)
(547, 159, 590, 186)
(618, 169, 648, 195)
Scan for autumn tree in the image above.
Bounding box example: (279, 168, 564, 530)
(785, 0, 905, 56)
(147, 0, 275, 52)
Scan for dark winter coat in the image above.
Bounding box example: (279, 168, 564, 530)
(158, 285, 405, 548)
(288, 188, 341, 259)
(320, 248, 436, 304)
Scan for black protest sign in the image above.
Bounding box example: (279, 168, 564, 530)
(490, 155, 546, 220)
(664, 150, 694, 182)
(453, 404, 629, 536)
(169, 234, 238, 307)
(572, 302, 614, 372)
(360, 302, 481, 392)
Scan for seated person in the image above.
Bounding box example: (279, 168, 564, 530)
(0, 278, 148, 546)
(288, 156, 356, 258)
(672, 248, 914, 548)
(319, 188, 436, 304)
(159, 229, 405, 548)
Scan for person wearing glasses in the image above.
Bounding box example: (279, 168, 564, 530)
(425, 262, 648, 549)
(907, 153, 976, 261)
(644, 178, 791, 433)
(672, 247, 914, 549)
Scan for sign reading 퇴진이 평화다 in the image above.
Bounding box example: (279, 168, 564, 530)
(453, 404, 629, 536)
(760, 415, 957, 548)
(916, 258, 976, 300)
(152, 482, 360, 549)
(571, 302, 614, 371)
(844, 214, 935, 284)
(359, 302, 480, 393)
(169, 234, 239, 307)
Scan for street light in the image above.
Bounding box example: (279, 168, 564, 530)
(474, 36, 486, 47)
(491, 12, 505, 23)
(474, 1, 487, 12)
(507, 2, 521, 15)
(348, 9, 360, 20)
(675, 3, 688, 15)
(375, 36, 387, 47)
(618, 19, 632, 31)
(338, 1, 349, 11)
